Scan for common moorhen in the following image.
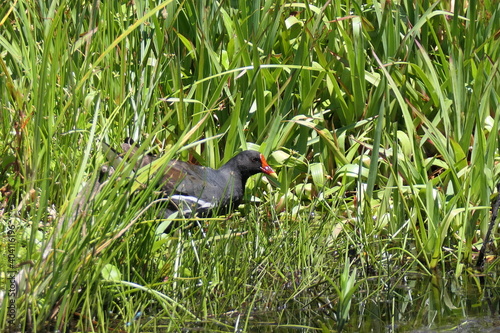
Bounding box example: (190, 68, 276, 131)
(103, 140, 276, 222)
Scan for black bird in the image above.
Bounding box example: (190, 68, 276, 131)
(102, 140, 276, 225)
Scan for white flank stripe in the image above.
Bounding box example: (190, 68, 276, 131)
(169, 195, 216, 209)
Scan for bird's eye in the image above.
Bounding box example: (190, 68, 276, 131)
(253, 157, 259, 162)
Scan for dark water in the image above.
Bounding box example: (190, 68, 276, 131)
(41, 268, 500, 332)
(175, 270, 500, 332)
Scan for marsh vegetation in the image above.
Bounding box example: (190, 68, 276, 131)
(1, 0, 499, 331)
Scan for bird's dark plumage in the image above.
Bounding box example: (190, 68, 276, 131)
(159, 150, 275, 217)
(102, 140, 276, 228)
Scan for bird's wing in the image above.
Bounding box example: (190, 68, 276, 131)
(159, 161, 225, 214)
(160, 160, 210, 196)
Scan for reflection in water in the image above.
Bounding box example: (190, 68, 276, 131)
(180, 270, 500, 332)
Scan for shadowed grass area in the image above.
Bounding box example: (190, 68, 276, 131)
(1, 0, 499, 331)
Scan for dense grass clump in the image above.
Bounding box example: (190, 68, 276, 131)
(1, 0, 499, 331)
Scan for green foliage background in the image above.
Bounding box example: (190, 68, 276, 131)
(1, 0, 499, 331)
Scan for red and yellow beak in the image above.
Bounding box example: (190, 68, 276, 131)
(260, 154, 277, 177)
